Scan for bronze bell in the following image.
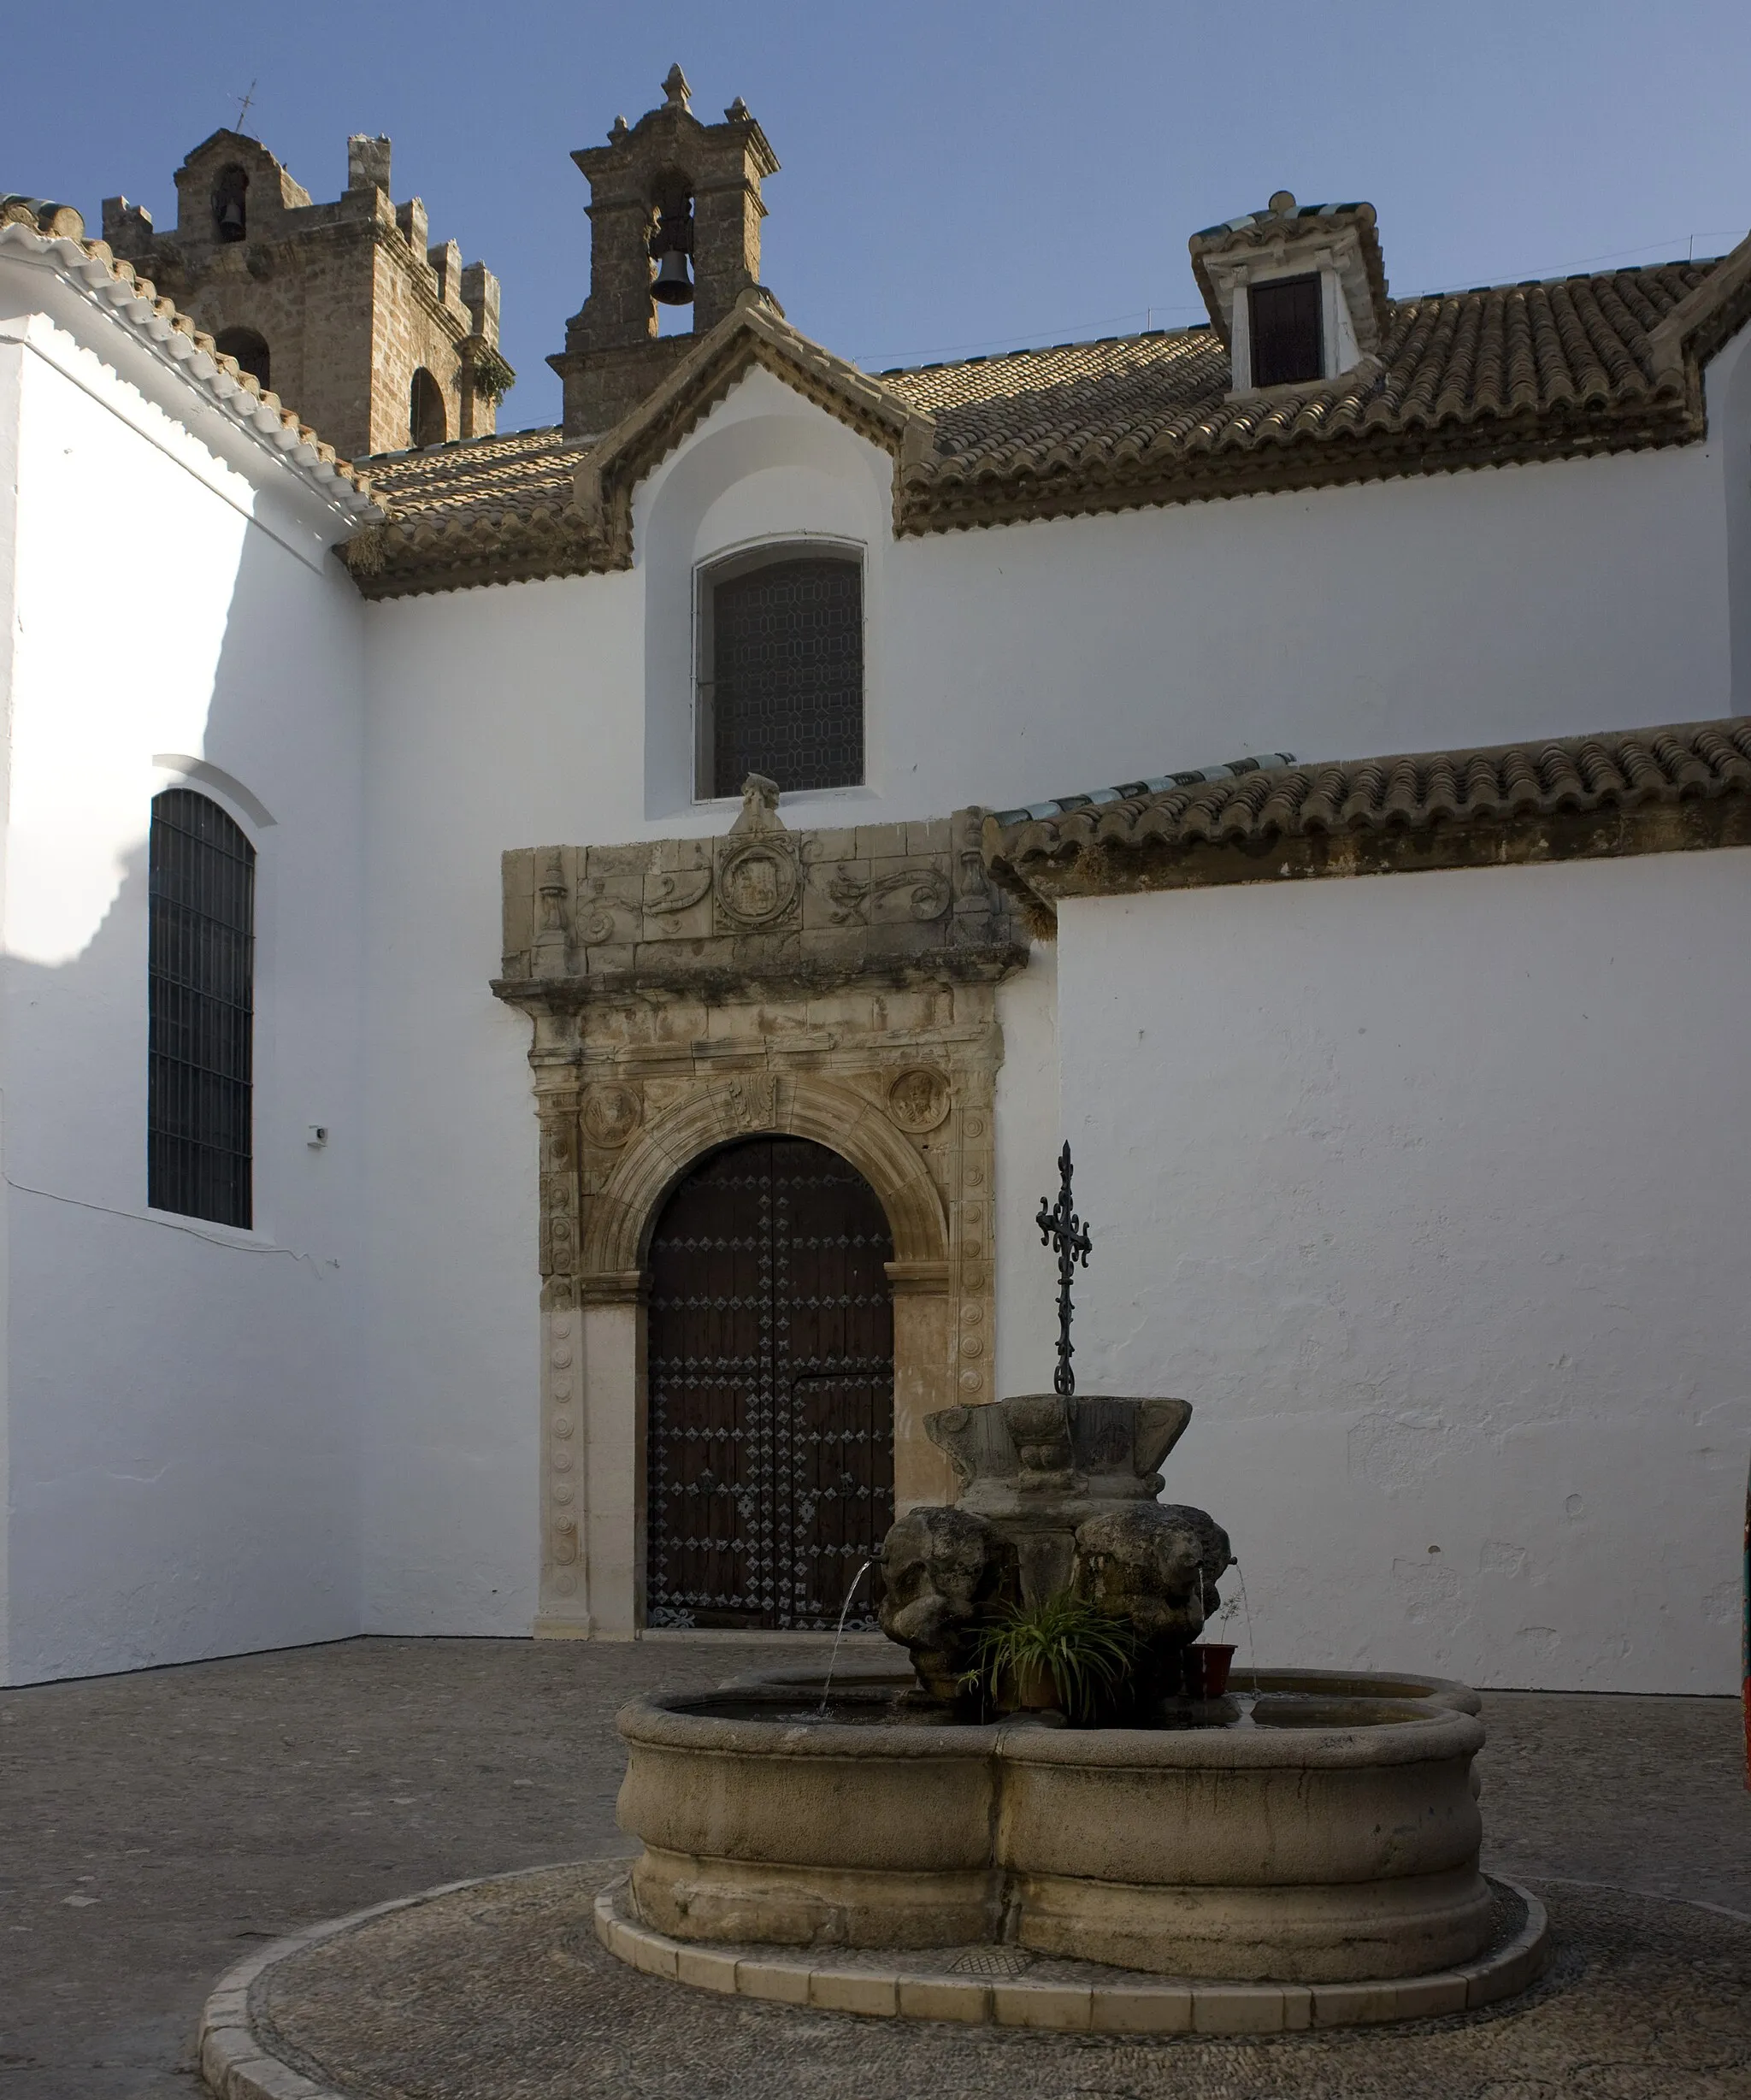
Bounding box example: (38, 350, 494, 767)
(215, 196, 245, 242)
(651, 247, 693, 305)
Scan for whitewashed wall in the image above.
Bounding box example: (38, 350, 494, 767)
(1054, 852, 1751, 1695)
(356, 352, 1748, 1655)
(0, 294, 368, 1684)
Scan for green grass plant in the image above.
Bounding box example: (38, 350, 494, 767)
(961, 1592, 1140, 1723)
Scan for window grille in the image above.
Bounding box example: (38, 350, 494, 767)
(1248, 273, 1324, 388)
(148, 789, 255, 1227)
(710, 556, 863, 796)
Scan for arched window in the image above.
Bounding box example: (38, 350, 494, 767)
(214, 327, 269, 392)
(212, 164, 249, 243)
(409, 368, 447, 448)
(701, 553, 864, 798)
(148, 789, 255, 1227)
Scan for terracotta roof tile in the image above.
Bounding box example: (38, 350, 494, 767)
(347, 245, 1749, 597)
(983, 718, 1751, 906)
(884, 261, 1714, 516)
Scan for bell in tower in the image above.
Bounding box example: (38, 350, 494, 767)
(551, 67, 781, 435)
(650, 188, 695, 307)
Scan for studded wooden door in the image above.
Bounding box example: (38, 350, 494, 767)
(646, 1137, 895, 1630)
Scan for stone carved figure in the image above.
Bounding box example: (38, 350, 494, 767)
(1070, 1501, 1233, 1677)
(877, 1505, 1015, 1702)
(887, 1393, 1235, 1708)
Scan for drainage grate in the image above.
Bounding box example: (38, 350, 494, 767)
(948, 1948, 1033, 1978)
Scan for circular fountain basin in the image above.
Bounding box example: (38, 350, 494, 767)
(616, 1662, 1492, 1984)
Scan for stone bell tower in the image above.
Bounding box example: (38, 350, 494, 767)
(550, 66, 781, 437)
(102, 129, 510, 462)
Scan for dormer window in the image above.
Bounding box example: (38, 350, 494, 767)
(1248, 274, 1324, 388)
(1188, 192, 1390, 398)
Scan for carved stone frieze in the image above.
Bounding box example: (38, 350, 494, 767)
(495, 789, 1029, 1638)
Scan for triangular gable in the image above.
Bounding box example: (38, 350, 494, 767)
(571, 298, 936, 564)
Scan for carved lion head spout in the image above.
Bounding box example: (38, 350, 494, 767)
(877, 1505, 1015, 1702)
(1071, 1502, 1235, 1686)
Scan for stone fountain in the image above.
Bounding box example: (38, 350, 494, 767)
(602, 1154, 1548, 2030)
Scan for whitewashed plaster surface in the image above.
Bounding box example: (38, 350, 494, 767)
(0, 298, 368, 1684)
(1054, 852, 1751, 1695)
(356, 357, 1747, 1658)
(5, 279, 1747, 1685)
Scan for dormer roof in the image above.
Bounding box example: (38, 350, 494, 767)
(1189, 196, 1390, 350)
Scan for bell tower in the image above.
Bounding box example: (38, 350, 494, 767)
(550, 66, 781, 437)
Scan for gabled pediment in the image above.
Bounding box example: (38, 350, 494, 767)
(570, 298, 936, 563)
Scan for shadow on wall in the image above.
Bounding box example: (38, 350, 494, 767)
(0, 513, 368, 1685)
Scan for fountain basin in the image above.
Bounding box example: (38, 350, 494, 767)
(616, 1662, 1493, 1984)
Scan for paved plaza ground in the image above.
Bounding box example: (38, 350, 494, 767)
(2, 1636, 1748, 2098)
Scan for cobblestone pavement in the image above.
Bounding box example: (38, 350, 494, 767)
(2, 1636, 1747, 2099)
(255, 1861, 1749, 2100)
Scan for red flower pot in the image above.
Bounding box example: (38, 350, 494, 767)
(1186, 1643, 1235, 1697)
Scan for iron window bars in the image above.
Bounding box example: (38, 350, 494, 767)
(147, 788, 255, 1227)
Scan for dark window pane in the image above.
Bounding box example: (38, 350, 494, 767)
(710, 557, 863, 796)
(147, 789, 254, 1227)
(1249, 274, 1324, 388)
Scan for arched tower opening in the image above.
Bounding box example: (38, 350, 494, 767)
(211, 164, 248, 243)
(409, 367, 447, 448)
(214, 326, 269, 391)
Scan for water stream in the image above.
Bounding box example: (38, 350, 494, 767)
(817, 1560, 875, 1715)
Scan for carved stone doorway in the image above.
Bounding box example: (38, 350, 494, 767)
(646, 1136, 895, 1630)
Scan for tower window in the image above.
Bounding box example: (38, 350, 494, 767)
(409, 367, 447, 448)
(1248, 273, 1324, 387)
(213, 165, 249, 244)
(704, 555, 864, 798)
(214, 327, 269, 392)
(149, 790, 255, 1228)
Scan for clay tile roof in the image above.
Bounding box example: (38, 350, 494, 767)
(886, 257, 1722, 532)
(345, 424, 598, 593)
(983, 718, 1751, 907)
(343, 240, 1751, 598)
(0, 200, 375, 510)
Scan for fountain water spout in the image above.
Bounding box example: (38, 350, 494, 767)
(817, 1560, 875, 1715)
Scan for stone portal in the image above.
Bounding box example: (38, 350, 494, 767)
(493, 786, 1028, 1637)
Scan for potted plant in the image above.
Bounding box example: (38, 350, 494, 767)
(961, 1594, 1140, 1723)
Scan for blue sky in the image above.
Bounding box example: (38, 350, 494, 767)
(7, 2, 1750, 431)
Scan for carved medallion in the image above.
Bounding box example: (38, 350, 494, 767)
(580, 1082, 643, 1148)
(887, 1065, 952, 1133)
(716, 841, 799, 928)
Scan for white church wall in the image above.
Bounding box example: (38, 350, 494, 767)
(993, 947, 1062, 1400)
(0, 320, 368, 1684)
(356, 363, 1742, 1641)
(1053, 850, 1751, 1695)
(356, 569, 643, 1636)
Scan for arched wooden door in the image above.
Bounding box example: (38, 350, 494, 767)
(646, 1136, 895, 1629)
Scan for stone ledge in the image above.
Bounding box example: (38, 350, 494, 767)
(591, 1873, 1549, 2035)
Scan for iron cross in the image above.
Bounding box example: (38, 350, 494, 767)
(1036, 1142, 1093, 1396)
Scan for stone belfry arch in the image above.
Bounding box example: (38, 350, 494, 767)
(496, 783, 1027, 1637)
(550, 64, 781, 436)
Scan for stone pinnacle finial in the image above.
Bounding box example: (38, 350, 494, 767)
(725, 96, 751, 121)
(663, 63, 692, 111)
(729, 773, 784, 835)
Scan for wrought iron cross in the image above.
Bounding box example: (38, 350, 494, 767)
(1036, 1142, 1092, 1396)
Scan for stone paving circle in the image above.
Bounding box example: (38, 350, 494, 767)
(198, 1855, 1751, 2100)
